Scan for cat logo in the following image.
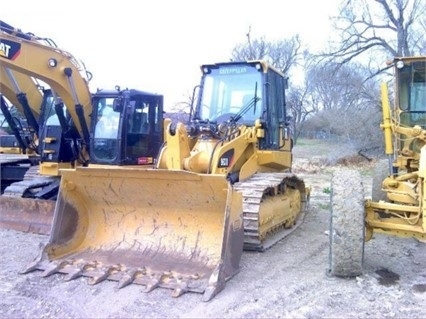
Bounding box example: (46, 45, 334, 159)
(0, 39, 21, 60)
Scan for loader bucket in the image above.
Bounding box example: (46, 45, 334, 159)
(0, 197, 55, 235)
(22, 167, 244, 301)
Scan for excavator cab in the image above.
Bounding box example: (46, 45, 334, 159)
(90, 88, 163, 165)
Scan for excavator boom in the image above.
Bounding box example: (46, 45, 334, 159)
(0, 27, 92, 151)
(0, 67, 43, 122)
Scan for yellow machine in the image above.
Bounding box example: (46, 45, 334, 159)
(328, 56, 426, 276)
(0, 67, 44, 158)
(0, 70, 51, 200)
(0, 67, 43, 146)
(0, 75, 41, 177)
(0, 56, 58, 233)
(23, 60, 309, 301)
(0, 21, 93, 173)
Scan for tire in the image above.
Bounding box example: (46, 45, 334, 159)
(328, 168, 365, 277)
(372, 159, 389, 202)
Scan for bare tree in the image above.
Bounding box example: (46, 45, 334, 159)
(231, 27, 303, 75)
(231, 27, 269, 61)
(301, 60, 383, 153)
(324, 0, 425, 70)
(286, 85, 316, 143)
(307, 62, 368, 111)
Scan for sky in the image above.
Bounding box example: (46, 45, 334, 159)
(1, 0, 340, 111)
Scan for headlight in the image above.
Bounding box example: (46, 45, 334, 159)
(396, 60, 404, 69)
(48, 58, 57, 68)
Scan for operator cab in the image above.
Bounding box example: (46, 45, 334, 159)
(396, 58, 426, 128)
(90, 88, 163, 165)
(196, 63, 263, 124)
(193, 61, 290, 150)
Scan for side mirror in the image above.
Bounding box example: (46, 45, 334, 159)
(285, 115, 292, 126)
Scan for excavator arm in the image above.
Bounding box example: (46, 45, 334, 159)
(0, 66, 45, 148)
(0, 66, 43, 122)
(0, 25, 92, 159)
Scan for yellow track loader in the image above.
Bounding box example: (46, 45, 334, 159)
(328, 56, 426, 277)
(23, 60, 309, 301)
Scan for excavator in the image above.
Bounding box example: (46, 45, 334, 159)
(22, 60, 309, 301)
(0, 68, 45, 185)
(0, 67, 43, 143)
(0, 68, 60, 234)
(0, 21, 164, 234)
(0, 20, 93, 168)
(328, 56, 426, 277)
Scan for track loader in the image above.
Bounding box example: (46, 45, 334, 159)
(328, 56, 426, 277)
(22, 60, 309, 301)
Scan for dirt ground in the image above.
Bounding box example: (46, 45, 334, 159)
(1, 139, 425, 318)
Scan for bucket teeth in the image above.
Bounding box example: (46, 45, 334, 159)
(20, 244, 45, 274)
(41, 261, 68, 277)
(88, 266, 117, 285)
(171, 283, 188, 298)
(63, 267, 83, 281)
(117, 269, 137, 289)
(21, 260, 40, 274)
(144, 275, 163, 292)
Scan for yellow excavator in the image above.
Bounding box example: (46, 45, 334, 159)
(0, 20, 93, 169)
(22, 60, 309, 301)
(0, 66, 44, 144)
(0, 67, 44, 163)
(0, 68, 59, 234)
(328, 56, 426, 277)
(0, 20, 164, 233)
(0, 70, 54, 191)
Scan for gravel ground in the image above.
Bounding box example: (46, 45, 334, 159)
(1, 140, 426, 318)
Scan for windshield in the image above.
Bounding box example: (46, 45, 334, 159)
(94, 98, 120, 139)
(199, 65, 263, 123)
(398, 60, 426, 127)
